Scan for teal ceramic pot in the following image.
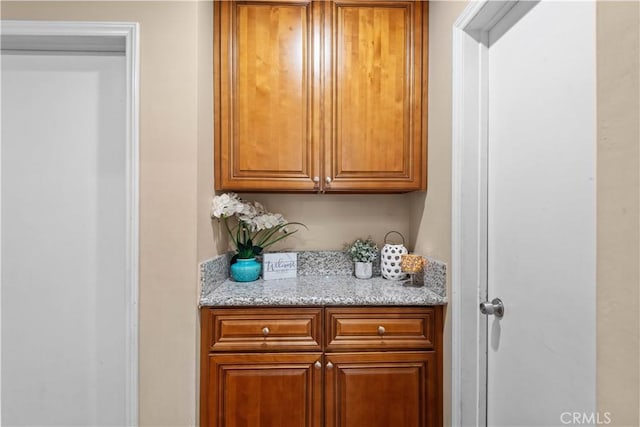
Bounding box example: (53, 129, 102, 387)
(230, 257, 261, 282)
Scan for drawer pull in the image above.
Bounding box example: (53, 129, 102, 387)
(377, 326, 386, 336)
(262, 327, 270, 336)
(314, 361, 322, 369)
(326, 361, 334, 369)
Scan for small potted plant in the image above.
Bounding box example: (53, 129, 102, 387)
(345, 237, 378, 279)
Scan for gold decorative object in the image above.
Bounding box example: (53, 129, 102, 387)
(401, 254, 425, 273)
(401, 254, 425, 287)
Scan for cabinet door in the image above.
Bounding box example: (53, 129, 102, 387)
(325, 352, 437, 427)
(215, 0, 321, 191)
(206, 353, 322, 427)
(325, 0, 427, 192)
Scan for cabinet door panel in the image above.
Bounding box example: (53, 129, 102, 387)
(216, 1, 320, 191)
(325, 352, 437, 427)
(327, 0, 427, 191)
(207, 353, 322, 427)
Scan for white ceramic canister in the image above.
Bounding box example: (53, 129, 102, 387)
(381, 231, 408, 280)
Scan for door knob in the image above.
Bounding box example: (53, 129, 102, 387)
(480, 298, 504, 318)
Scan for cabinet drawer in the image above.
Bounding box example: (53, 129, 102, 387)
(325, 307, 435, 351)
(206, 308, 322, 352)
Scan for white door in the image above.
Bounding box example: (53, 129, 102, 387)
(486, 1, 596, 425)
(453, 1, 596, 426)
(1, 38, 134, 425)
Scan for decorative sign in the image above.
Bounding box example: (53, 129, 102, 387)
(262, 252, 297, 280)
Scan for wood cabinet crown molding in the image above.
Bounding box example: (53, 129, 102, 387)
(214, 0, 428, 193)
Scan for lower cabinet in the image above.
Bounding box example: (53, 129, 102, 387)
(200, 306, 443, 427)
(325, 352, 437, 427)
(207, 353, 323, 427)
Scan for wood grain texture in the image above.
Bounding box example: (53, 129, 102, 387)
(214, 0, 428, 192)
(327, 0, 428, 191)
(200, 305, 443, 426)
(325, 306, 435, 350)
(208, 307, 322, 352)
(215, 0, 319, 191)
(208, 352, 323, 427)
(325, 351, 437, 427)
(337, 4, 407, 172)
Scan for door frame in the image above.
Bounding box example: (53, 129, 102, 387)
(0, 20, 140, 426)
(450, 2, 539, 425)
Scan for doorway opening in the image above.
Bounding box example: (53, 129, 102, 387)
(451, 2, 596, 425)
(1, 21, 139, 426)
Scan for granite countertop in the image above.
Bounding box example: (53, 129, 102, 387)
(199, 274, 446, 306)
(199, 251, 447, 307)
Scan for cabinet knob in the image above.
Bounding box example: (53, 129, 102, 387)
(314, 361, 322, 369)
(326, 361, 334, 369)
(262, 327, 270, 336)
(325, 176, 332, 184)
(313, 176, 320, 183)
(377, 326, 386, 336)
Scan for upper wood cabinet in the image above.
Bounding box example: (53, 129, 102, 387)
(215, 0, 320, 191)
(325, 0, 427, 192)
(214, 0, 428, 192)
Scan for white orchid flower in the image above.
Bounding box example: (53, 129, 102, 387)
(210, 193, 305, 258)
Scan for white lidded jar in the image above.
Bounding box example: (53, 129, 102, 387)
(381, 231, 408, 280)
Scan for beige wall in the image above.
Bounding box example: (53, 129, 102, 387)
(409, 3, 468, 426)
(197, 1, 218, 260)
(596, 2, 640, 425)
(238, 193, 412, 252)
(1, 2, 207, 425)
(3, 1, 638, 426)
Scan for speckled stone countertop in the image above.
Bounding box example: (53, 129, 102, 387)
(199, 275, 446, 306)
(199, 250, 447, 307)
